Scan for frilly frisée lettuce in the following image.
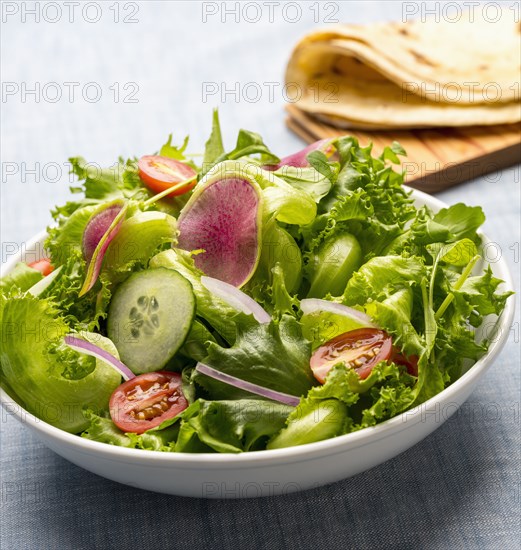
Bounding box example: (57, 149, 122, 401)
(0, 110, 513, 452)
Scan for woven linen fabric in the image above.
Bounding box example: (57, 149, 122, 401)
(1, 3, 519, 549)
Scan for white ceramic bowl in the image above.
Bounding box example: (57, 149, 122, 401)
(0, 189, 515, 498)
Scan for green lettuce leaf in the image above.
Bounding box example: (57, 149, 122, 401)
(81, 411, 180, 450)
(46, 204, 98, 266)
(0, 296, 121, 432)
(267, 398, 348, 449)
(0, 263, 43, 294)
(176, 399, 292, 453)
(342, 255, 426, 306)
(194, 315, 315, 399)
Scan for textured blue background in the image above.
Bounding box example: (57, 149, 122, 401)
(1, 2, 519, 548)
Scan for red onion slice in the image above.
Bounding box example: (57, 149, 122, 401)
(201, 275, 271, 323)
(64, 335, 135, 381)
(300, 298, 374, 326)
(263, 139, 334, 171)
(196, 363, 300, 407)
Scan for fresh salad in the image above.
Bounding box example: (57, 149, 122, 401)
(0, 111, 512, 453)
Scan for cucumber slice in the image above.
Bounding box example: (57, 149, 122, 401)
(107, 268, 195, 374)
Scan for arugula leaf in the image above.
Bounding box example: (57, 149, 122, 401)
(433, 203, 485, 241)
(379, 141, 407, 164)
(427, 238, 478, 267)
(160, 134, 190, 161)
(306, 150, 338, 182)
(203, 109, 225, 170)
(201, 127, 279, 177)
(273, 165, 333, 203)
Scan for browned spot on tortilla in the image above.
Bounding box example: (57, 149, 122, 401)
(478, 64, 489, 70)
(399, 28, 409, 36)
(409, 49, 437, 67)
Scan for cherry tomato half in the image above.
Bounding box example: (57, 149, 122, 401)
(310, 328, 393, 384)
(28, 258, 54, 276)
(138, 155, 197, 197)
(109, 371, 188, 434)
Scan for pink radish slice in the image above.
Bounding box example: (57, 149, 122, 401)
(79, 200, 127, 296)
(82, 201, 125, 262)
(177, 177, 261, 288)
(263, 139, 334, 171)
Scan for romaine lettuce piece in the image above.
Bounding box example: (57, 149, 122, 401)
(267, 398, 348, 449)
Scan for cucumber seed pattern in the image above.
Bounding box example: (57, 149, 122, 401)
(129, 295, 160, 339)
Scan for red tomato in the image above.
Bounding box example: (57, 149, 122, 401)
(28, 258, 54, 276)
(138, 155, 197, 197)
(310, 328, 393, 383)
(392, 349, 419, 377)
(109, 371, 188, 434)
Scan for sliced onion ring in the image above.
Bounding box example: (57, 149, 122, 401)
(64, 335, 135, 381)
(201, 275, 271, 324)
(196, 363, 300, 407)
(300, 298, 374, 326)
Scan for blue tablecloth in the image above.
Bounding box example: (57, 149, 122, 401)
(1, 2, 519, 548)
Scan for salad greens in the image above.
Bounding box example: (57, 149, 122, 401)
(0, 111, 512, 453)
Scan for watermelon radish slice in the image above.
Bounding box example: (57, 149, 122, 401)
(178, 173, 262, 287)
(79, 200, 127, 296)
(82, 200, 125, 262)
(263, 139, 334, 171)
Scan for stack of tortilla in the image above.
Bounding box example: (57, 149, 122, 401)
(285, 10, 521, 129)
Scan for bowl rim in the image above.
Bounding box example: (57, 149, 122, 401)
(0, 187, 516, 467)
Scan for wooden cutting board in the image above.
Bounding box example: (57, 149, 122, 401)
(286, 105, 521, 193)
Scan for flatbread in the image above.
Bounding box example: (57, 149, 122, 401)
(285, 10, 521, 129)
